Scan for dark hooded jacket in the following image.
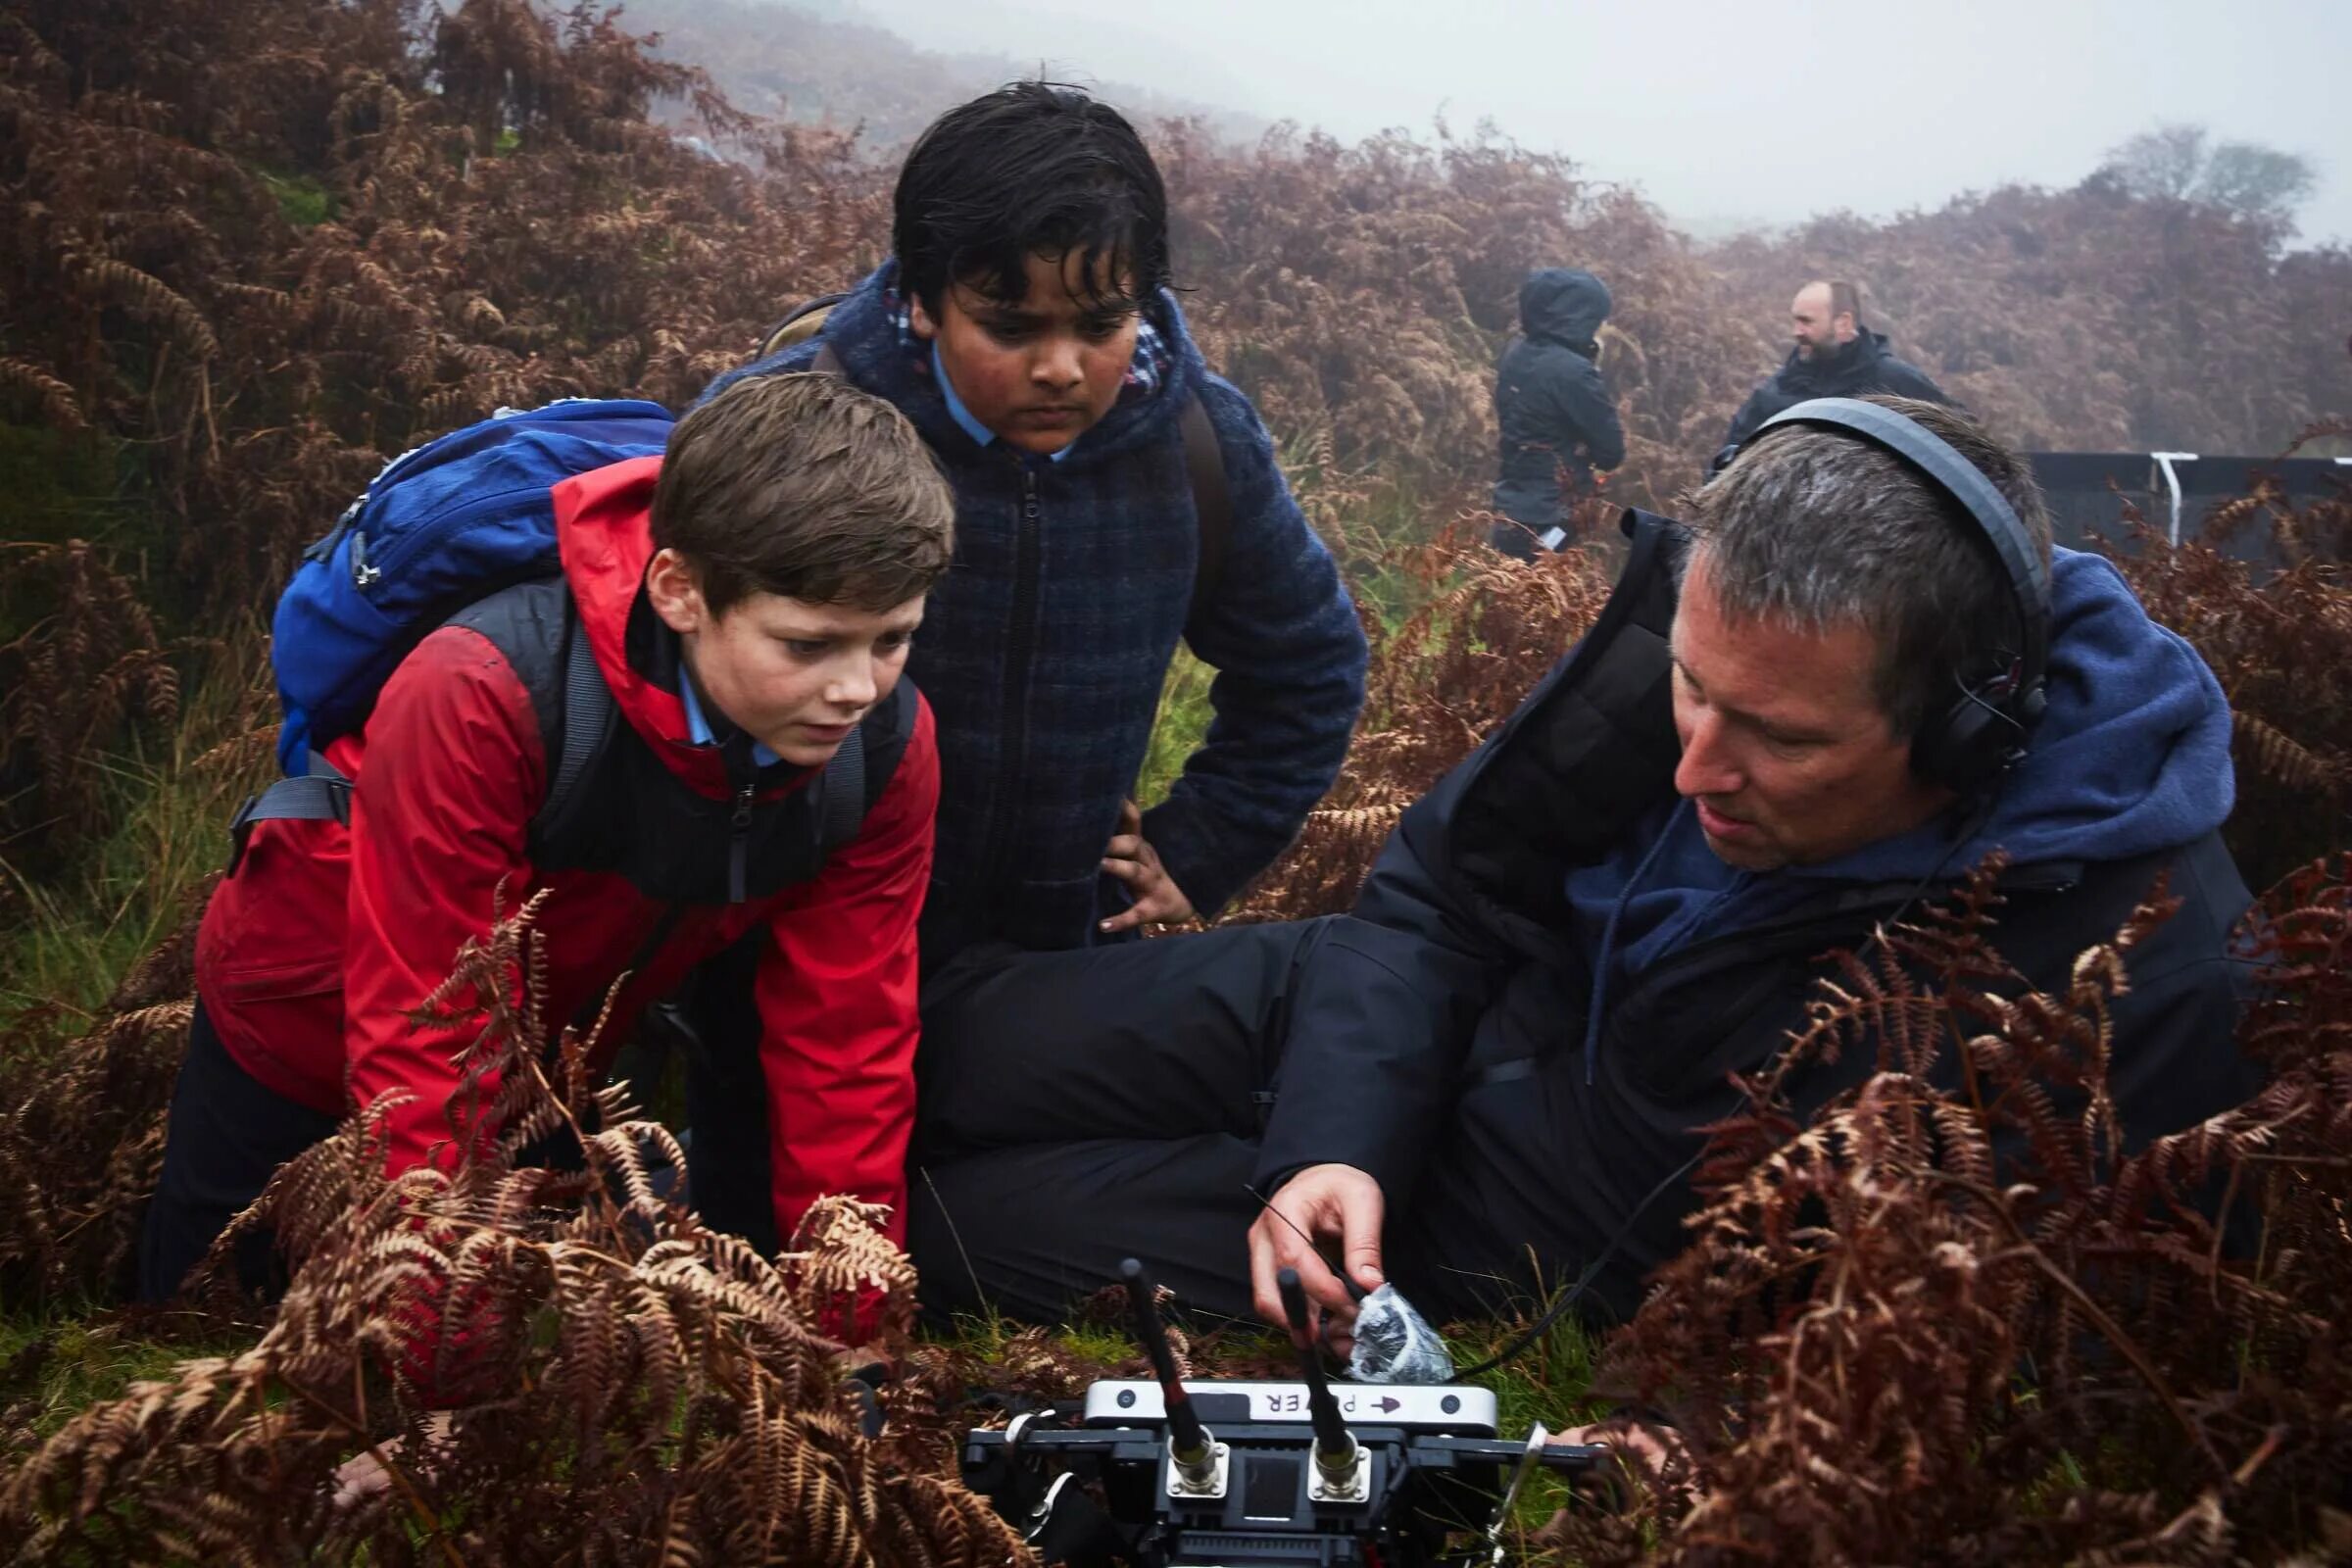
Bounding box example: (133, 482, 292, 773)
(1494, 270, 1625, 532)
(1717, 328, 1952, 468)
(703, 264, 1368, 957)
(1254, 513, 2256, 1320)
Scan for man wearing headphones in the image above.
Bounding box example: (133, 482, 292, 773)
(906, 396, 2255, 1341)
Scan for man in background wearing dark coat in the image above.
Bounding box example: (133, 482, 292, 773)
(1714, 279, 1950, 470)
(1492, 269, 1625, 560)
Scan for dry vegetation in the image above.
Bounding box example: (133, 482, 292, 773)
(3, 0, 2351, 1561)
(2, 898, 1032, 1566)
(1544, 856, 2352, 1567)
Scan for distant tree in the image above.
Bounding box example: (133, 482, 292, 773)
(2197, 140, 2320, 223)
(2104, 122, 2209, 201)
(2097, 122, 2318, 225)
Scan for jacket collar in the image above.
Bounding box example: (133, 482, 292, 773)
(1783, 329, 1887, 390)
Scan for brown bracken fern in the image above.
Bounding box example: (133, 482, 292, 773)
(1545, 856, 2352, 1567)
(0, 896, 1035, 1568)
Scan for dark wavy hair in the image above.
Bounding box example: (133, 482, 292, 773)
(892, 80, 1172, 316)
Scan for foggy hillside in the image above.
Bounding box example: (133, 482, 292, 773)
(630, 0, 1265, 152)
(626, 0, 2352, 466)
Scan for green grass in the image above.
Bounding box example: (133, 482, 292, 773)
(1137, 647, 1216, 808)
(0, 631, 272, 1040)
(0, 1306, 256, 1443)
(256, 169, 335, 229)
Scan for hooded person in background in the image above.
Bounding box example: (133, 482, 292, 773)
(1492, 269, 1625, 561)
(1714, 279, 1951, 471)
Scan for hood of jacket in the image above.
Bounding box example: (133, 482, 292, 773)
(1799, 546, 2235, 883)
(1519, 269, 1610, 354)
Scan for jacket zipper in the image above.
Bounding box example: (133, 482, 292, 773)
(983, 463, 1044, 923)
(727, 778, 755, 904)
(721, 723, 759, 906)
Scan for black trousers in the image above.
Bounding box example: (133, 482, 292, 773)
(139, 1001, 341, 1302)
(1489, 518, 1552, 562)
(144, 1004, 648, 1304)
(903, 919, 1583, 1329)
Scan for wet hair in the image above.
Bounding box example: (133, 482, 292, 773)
(892, 80, 1172, 317)
(1688, 395, 2052, 739)
(651, 373, 955, 615)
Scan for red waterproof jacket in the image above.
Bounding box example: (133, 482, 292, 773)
(196, 457, 937, 1245)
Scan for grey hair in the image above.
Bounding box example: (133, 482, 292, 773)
(1686, 395, 2053, 739)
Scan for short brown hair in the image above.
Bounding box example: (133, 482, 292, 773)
(651, 372, 955, 614)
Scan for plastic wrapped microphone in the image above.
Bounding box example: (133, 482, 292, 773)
(1347, 1282, 1454, 1384)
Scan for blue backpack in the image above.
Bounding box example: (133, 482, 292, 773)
(228, 399, 675, 869)
(229, 392, 892, 883)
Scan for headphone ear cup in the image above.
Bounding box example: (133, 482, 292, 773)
(1910, 693, 2005, 796)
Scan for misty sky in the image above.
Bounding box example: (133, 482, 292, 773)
(840, 0, 2352, 245)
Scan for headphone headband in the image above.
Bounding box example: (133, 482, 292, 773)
(1752, 397, 2049, 693)
(1748, 397, 2051, 794)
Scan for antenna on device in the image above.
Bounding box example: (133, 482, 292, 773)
(1121, 1257, 1225, 1494)
(1279, 1266, 1368, 1501)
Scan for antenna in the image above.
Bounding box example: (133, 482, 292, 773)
(1121, 1258, 1224, 1494)
(1278, 1266, 1365, 1497)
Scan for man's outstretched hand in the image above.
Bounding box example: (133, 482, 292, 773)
(1100, 798, 1196, 933)
(1248, 1163, 1386, 1352)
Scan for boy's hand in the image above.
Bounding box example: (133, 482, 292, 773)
(1100, 798, 1195, 932)
(332, 1410, 457, 1513)
(1248, 1163, 1386, 1352)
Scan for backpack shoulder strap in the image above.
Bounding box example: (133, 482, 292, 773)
(227, 578, 590, 875)
(530, 599, 617, 850)
(814, 680, 915, 859)
(224, 753, 353, 875)
(817, 723, 864, 856)
(1179, 390, 1233, 637)
(758, 293, 848, 361)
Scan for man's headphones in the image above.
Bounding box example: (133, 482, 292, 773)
(1749, 397, 2051, 796)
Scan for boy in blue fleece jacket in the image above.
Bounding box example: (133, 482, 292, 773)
(704, 82, 1369, 963)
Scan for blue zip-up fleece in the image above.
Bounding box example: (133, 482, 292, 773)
(703, 264, 1369, 956)
(1564, 547, 2237, 1022)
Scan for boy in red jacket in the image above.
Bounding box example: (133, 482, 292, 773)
(139, 372, 955, 1300)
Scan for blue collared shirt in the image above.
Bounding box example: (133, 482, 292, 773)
(934, 341, 1077, 463)
(678, 671, 780, 767)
